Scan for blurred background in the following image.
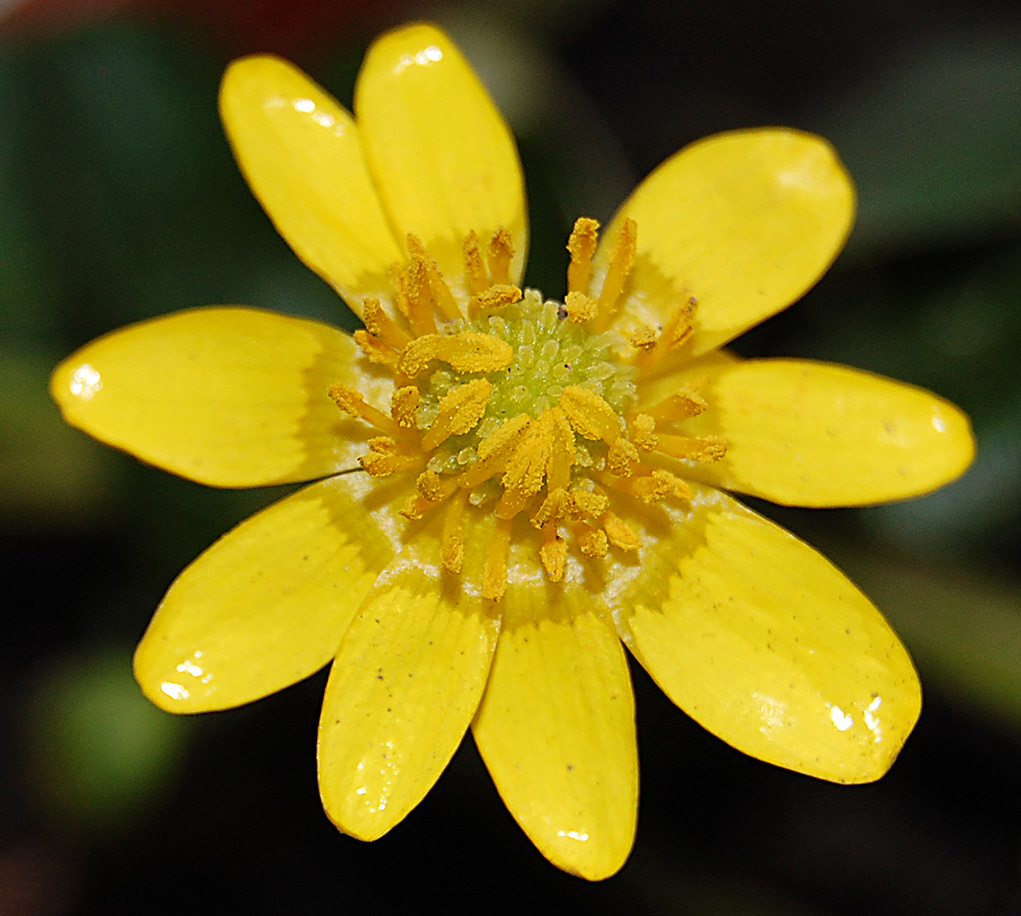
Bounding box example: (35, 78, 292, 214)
(2, 0, 1020, 912)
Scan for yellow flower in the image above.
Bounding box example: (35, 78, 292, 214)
(50, 23, 974, 880)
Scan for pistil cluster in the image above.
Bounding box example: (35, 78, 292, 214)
(329, 218, 727, 599)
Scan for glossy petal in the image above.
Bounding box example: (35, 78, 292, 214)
(596, 129, 854, 357)
(614, 484, 921, 784)
(673, 358, 975, 506)
(473, 575, 637, 880)
(356, 23, 527, 291)
(134, 474, 396, 713)
(50, 307, 385, 487)
(220, 55, 402, 314)
(318, 546, 499, 841)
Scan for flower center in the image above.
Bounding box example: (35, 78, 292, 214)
(329, 220, 727, 600)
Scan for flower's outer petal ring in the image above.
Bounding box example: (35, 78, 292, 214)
(615, 484, 921, 784)
(318, 547, 499, 841)
(51, 307, 385, 487)
(473, 575, 637, 881)
(596, 129, 854, 357)
(134, 474, 395, 713)
(356, 23, 527, 293)
(672, 358, 976, 506)
(220, 55, 402, 316)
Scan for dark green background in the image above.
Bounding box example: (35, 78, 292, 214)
(3, 0, 1020, 913)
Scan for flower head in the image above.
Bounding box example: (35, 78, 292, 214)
(50, 23, 975, 880)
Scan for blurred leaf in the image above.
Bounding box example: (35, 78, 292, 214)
(819, 31, 1021, 256)
(26, 645, 191, 831)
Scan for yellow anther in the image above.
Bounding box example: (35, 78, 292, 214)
(328, 384, 398, 433)
(389, 262, 412, 322)
(540, 529, 567, 582)
(421, 379, 492, 451)
(408, 234, 462, 322)
(606, 438, 640, 476)
(396, 334, 441, 377)
(463, 231, 489, 295)
(630, 413, 658, 450)
(602, 512, 641, 551)
(645, 389, 707, 422)
(628, 324, 659, 349)
(441, 490, 468, 574)
(405, 250, 439, 336)
(559, 385, 621, 443)
(531, 487, 570, 530)
(416, 469, 448, 502)
(629, 469, 689, 503)
(363, 298, 412, 349)
(497, 413, 554, 519)
(353, 329, 399, 371)
(575, 523, 609, 558)
(569, 489, 609, 520)
(656, 434, 728, 463)
(637, 300, 698, 376)
(482, 517, 513, 600)
(469, 284, 522, 319)
(359, 437, 419, 477)
(594, 217, 637, 328)
(436, 332, 514, 374)
(487, 228, 515, 286)
(546, 406, 575, 492)
(563, 290, 598, 324)
(391, 385, 420, 429)
(460, 414, 532, 488)
(566, 217, 599, 295)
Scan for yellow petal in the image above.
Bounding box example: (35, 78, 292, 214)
(355, 23, 527, 293)
(615, 484, 921, 784)
(318, 546, 498, 841)
(51, 307, 385, 487)
(220, 55, 402, 315)
(134, 474, 396, 713)
(472, 579, 637, 880)
(597, 129, 854, 356)
(676, 358, 976, 506)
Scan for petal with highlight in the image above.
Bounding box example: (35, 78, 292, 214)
(220, 55, 402, 315)
(674, 358, 976, 506)
(318, 550, 498, 841)
(50, 307, 383, 487)
(597, 129, 854, 356)
(614, 484, 921, 784)
(473, 575, 637, 881)
(356, 23, 527, 291)
(134, 474, 395, 713)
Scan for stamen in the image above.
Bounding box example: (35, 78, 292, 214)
(421, 379, 492, 451)
(594, 218, 637, 329)
(563, 290, 598, 324)
(328, 384, 398, 433)
(602, 512, 642, 551)
(569, 489, 609, 520)
(627, 469, 691, 503)
(460, 414, 532, 488)
(408, 235, 462, 322)
(469, 284, 522, 319)
(487, 228, 515, 286)
(482, 517, 513, 600)
(606, 438, 640, 476)
(645, 389, 707, 422)
(363, 298, 412, 349)
(530, 486, 570, 530)
(630, 414, 658, 451)
(628, 324, 659, 350)
(463, 231, 489, 295)
(546, 406, 575, 492)
(655, 434, 728, 463)
(539, 528, 567, 582)
(353, 329, 399, 371)
(497, 412, 554, 519)
(391, 385, 420, 429)
(404, 253, 439, 336)
(566, 217, 599, 294)
(636, 299, 696, 375)
(574, 522, 609, 558)
(441, 489, 468, 573)
(396, 331, 513, 376)
(359, 437, 420, 477)
(559, 385, 622, 443)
